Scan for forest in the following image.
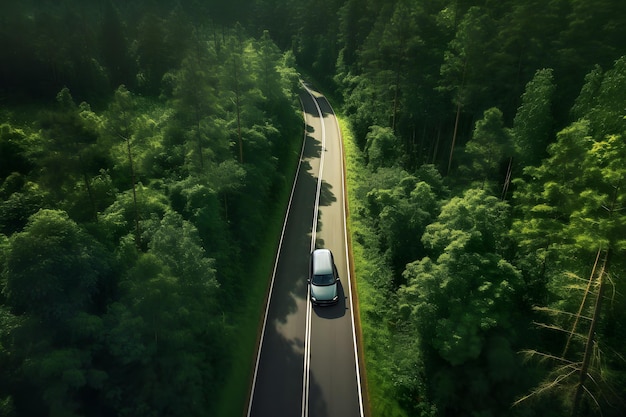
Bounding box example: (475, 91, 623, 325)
(1, 0, 626, 417)
(0, 1, 302, 416)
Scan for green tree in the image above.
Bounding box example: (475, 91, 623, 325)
(569, 65, 603, 121)
(35, 88, 108, 222)
(2, 210, 112, 416)
(558, 0, 626, 98)
(148, 211, 219, 296)
(103, 212, 223, 416)
(290, 0, 343, 84)
(252, 0, 297, 49)
(512, 120, 592, 304)
(100, 185, 169, 248)
(585, 56, 626, 138)
(100, 1, 133, 89)
(256, 30, 284, 110)
(0, 123, 32, 181)
(105, 85, 143, 246)
(4, 209, 110, 321)
(172, 30, 225, 171)
(168, 174, 232, 262)
(336, 0, 368, 71)
(0, 175, 47, 237)
(20, 340, 107, 417)
(512, 68, 556, 169)
(439, 6, 496, 174)
(342, 2, 398, 145)
(377, 0, 424, 132)
(512, 105, 626, 415)
(462, 107, 513, 190)
(365, 125, 403, 170)
(399, 189, 524, 414)
(494, 0, 567, 114)
(220, 28, 267, 165)
(133, 7, 194, 96)
(366, 173, 439, 278)
(134, 13, 169, 95)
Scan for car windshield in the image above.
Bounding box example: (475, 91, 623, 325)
(311, 273, 335, 286)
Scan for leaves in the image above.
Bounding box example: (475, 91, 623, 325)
(400, 189, 521, 365)
(512, 68, 556, 168)
(0, 14, 301, 416)
(102, 224, 222, 416)
(365, 125, 403, 170)
(462, 107, 513, 187)
(4, 209, 110, 322)
(510, 56, 626, 416)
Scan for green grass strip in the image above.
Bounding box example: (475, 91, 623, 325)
(338, 114, 408, 417)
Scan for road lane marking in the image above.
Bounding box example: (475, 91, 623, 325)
(247, 83, 363, 417)
(321, 96, 365, 417)
(301, 86, 365, 417)
(246, 94, 310, 417)
(301, 81, 327, 417)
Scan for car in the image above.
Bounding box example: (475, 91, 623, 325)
(308, 248, 339, 305)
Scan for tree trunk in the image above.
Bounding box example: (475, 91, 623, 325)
(447, 57, 467, 176)
(563, 249, 602, 358)
(447, 100, 462, 175)
(572, 250, 609, 417)
(431, 121, 441, 165)
(501, 156, 513, 200)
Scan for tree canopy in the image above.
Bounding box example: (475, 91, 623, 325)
(0, 4, 301, 415)
(2, 1, 626, 416)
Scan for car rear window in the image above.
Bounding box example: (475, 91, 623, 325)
(311, 273, 335, 286)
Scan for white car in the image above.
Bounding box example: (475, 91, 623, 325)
(308, 249, 339, 305)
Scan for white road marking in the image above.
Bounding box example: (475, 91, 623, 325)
(322, 96, 365, 417)
(301, 81, 326, 417)
(247, 83, 363, 417)
(246, 94, 309, 417)
(302, 85, 364, 417)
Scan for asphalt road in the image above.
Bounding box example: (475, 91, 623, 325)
(246, 84, 364, 417)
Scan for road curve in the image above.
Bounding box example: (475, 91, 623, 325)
(246, 83, 364, 417)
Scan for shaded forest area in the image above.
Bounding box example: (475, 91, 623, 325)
(319, 1, 626, 417)
(1, 0, 626, 417)
(1, 1, 301, 416)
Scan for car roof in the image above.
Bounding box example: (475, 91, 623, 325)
(312, 249, 333, 275)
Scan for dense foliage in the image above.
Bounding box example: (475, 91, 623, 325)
(2, 1, 626, 417)
(327, 1, 626, 417)
(1, 2, 300, 416)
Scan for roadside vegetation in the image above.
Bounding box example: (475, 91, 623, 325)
(0, 3, 302, 416)
(332, 1, 626, 416)
(2, 1, 626, 417)
(341, 114, 423, 417)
